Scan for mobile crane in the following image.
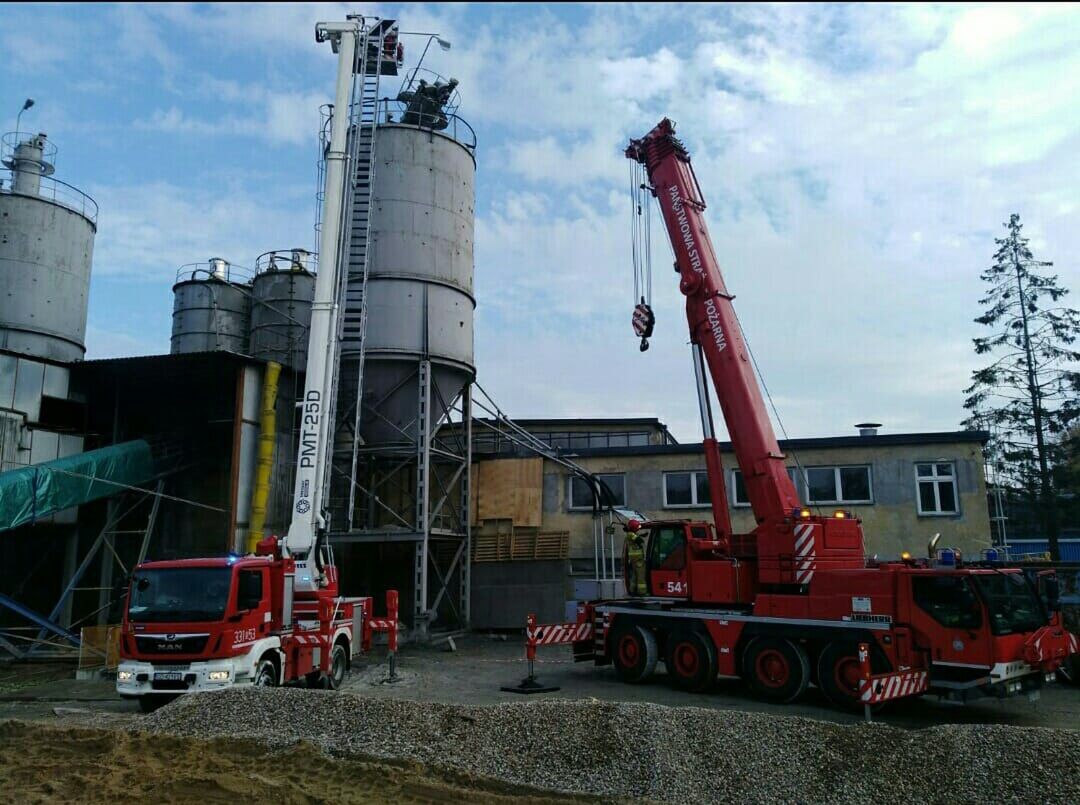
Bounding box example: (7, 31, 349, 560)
(524, 119, 1078, 708)
(116, 17, 401, 710)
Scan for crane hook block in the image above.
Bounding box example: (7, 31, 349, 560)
(632, 301, 655, 351)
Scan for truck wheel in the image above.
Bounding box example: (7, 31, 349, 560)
(253, 657, 278, 688)
(329, 643, 348, 690)
(742, 637, 810, 703)
(817, 641, 889, 709)
(610, 623, 658, 683)
(665, 628, 718, 693)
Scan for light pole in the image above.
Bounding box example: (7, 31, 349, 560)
(399, 32, 451, 90)
(15, 98, 34, 139)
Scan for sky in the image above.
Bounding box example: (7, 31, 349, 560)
(2, 3, 1078, 443)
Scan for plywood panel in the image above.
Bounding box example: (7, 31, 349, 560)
(473, 457, 542, 527)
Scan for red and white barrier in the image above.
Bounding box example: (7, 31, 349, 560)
(857, 641, 929, 709)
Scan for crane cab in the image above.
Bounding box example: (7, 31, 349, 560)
(623, 519, 757, 605)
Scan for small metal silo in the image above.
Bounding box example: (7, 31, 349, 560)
(170, 258, 252, 354)
(249, 249, 316, 371)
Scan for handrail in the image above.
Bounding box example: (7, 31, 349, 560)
(376, 98, 476, 150)
(0, 172, 98, 225)
(254, 249, 318, 276)
(175, 260, 253, 285)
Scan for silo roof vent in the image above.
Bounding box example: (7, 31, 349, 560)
(856, 422, 882, 437)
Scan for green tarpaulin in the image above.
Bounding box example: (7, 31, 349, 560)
(0, 440, 154, 533)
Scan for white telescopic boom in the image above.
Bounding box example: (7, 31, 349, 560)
(284, 20, 359, 565)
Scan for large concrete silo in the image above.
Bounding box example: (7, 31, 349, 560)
(331, 109, 476, 639)
(0, 133, 96, 363)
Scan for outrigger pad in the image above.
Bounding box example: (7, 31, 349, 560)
(501, 676, 560, 695)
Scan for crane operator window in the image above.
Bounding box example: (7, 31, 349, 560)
(649, 526, 686, 571)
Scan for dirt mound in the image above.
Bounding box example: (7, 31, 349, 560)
(0, 720, 592, 804)
(143, 687, 1080, 803)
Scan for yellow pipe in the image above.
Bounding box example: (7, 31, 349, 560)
(247, 360, 281, 552)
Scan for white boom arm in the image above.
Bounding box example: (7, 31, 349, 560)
(284, 20, 359, 576)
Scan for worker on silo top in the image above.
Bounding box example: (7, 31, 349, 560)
(624, 520, 648, 596)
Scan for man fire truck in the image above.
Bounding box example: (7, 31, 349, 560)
(526, 118, 1078, 709)
(116, 17, 400, 711)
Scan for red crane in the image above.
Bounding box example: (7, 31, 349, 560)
(518, 118, 1078, 710)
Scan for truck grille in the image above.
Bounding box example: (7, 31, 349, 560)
(135, 634, 209, 655)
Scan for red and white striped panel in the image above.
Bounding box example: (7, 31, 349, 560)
(528, 621, 594, 646)
(794, 523, 816, 585)
(369, 619, 397, 631)
(291, 633, 324, 646)
(859, 670, 929, 704)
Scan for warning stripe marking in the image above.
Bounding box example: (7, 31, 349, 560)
(859, 670, 929, 703)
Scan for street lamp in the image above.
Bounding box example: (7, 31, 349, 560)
(15, 98, 34, 139)
(399, 32, 452, 88)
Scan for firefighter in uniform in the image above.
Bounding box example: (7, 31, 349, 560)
(624, 522, 648, 596)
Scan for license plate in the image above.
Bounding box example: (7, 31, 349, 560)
(154, 671, 183, 681)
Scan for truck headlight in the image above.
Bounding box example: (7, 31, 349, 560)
(208, 670, 230, 682)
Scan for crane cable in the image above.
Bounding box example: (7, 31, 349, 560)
(630, 159, 655, 351)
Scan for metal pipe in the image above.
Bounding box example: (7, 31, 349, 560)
(248, 361, 281, 552)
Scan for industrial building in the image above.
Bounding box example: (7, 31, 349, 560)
(468, 417, 994, 626)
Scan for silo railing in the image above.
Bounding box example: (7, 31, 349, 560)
(0, 171, 98, 225)
(175, 260, 254, 286)
(375, 98, 476, 151)
(254, 249, 318, 276)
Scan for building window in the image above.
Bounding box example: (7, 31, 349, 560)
(569, 473, 626, 510)
(731, 467, 799, 507)
(916, 463, 958, 515)
(663, 471, 711, 508)
(802, 466, 872, 505)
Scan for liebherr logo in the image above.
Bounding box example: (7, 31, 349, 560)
(669, 185, 726, 353)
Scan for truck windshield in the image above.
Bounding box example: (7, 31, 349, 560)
(973, 572, 1046, 636)
(128, 567, 232, 623)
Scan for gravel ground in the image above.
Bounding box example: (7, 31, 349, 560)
(144, 687, 1080, 804)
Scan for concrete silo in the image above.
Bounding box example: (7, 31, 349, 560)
(330, 85, 476, 639)
(0, 133, 95, 363)
(170, 258, 252, 355)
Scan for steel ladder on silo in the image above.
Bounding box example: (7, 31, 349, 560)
(335, 22, 388, 531)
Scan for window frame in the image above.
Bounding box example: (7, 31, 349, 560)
(802, 465, 874, 505)
(568, 473, 626, 511)
(915, 461, 960, 516)
(662, 470, 712, 509)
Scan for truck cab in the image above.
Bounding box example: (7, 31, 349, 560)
(116, 556, 291, 708)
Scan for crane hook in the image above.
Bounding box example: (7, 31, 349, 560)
(632, 298, 654, 352)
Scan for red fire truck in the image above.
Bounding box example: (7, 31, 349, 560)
(525, 119, 1078, 709)
(117, 17, 400, 710)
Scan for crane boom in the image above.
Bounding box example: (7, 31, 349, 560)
(284, 20, 360, 581)
(626, 119, 800, 529)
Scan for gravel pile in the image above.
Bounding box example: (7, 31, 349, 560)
(144, 688, 1079, 804)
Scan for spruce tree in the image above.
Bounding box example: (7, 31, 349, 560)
(963, 214, 1080, 560)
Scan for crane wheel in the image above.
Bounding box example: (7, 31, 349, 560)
(817, 641, 889, 710)
(610, 622, 658, 683)
(665, 628, 718, 693)
(742, 637, 810, 703)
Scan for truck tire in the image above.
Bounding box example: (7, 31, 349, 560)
(329, 643, 348, 690)
(610, 622, 658, 683)
(665, 628, 718, 693)
(742, 637, 810, 703)
(816, 641, 889, 709)
(253, 657, 278, 688)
